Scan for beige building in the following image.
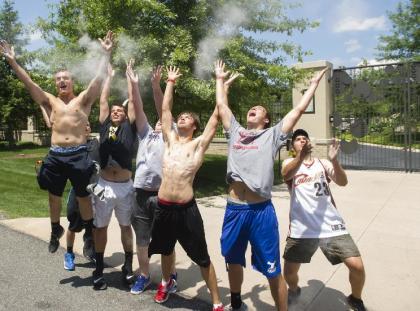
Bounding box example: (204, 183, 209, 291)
(280, 60, 334, 160)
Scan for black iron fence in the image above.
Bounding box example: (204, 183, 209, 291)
(332, 61, 420, 172)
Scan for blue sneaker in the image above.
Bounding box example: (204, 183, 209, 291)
(64, 252, 75, 271)
(170, 273, 178, 292)
(130, 275, 151, 294)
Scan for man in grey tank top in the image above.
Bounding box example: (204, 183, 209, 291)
(131, 66, 177, 295)
(215, 60, 328, 311)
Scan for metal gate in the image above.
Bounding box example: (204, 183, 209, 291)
(332, 62, 420, 172)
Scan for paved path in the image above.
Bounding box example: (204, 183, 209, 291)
(339, 143, 420, 171)
(0, 224, 210, 311)
(1, 170, 420, 310)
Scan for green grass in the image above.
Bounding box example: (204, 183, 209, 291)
(0, 147, 282, 218)
(0, 146, 72, 218)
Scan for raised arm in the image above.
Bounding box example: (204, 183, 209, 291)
(78, 31, 113, 107)
(197, 107, 219, 154)
(126, 59, 147, 130)
(0, 40, 51, 107)
(39, 103, 52, 128)
(99, 63, 114, 124)
(151, 65, 164, 120)
(161, 66, 182, 141)
(326, 139, 348, 186)
(215, 60, 234, 130)
(281, 67, 328, 133)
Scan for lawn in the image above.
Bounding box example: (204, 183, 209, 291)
(0, 146, 282, 218)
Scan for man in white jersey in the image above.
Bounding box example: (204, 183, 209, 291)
(282, 129, 366, 311)
(216, 60, 328, 311)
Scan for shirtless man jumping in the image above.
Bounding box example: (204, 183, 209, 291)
(0, 31, 113, 254)
(147, 66, 224, 311)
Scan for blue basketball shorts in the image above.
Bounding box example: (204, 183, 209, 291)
(220, 199, 281, 278)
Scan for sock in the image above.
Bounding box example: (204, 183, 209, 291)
(84, 219, 94, 238)
(95, 252, 104, 275)
(349, 294, 363, 303)
(124, 251, 133, 264)
(51, 222, 61, 235)
(213, 303, 223, 309)
(161, 279, 168, 287)
(231, 292, 242, 309)
(124, 251, 133, 272)
(67, 246, 73, 253)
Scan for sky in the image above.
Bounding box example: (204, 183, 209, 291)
(6, 0, 401, 68)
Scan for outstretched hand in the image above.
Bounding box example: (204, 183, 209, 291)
(328, 138, 340, 161)
(126, 58, 138, 83)
(214, 59, 230, 80)
(224, 72, 241, 93)
(166, 66, 182, 82)
(107, 63, 115, 78)
(310, 67, 329, 84)
(98, 30, 114, 53)
(297, 140, 313, 160)
(0, 40, 15, 61)
(151, 65, 162, 85)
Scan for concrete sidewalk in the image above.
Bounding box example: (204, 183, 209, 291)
(1, 170, 420, 310)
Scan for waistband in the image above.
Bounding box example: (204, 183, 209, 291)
(136, 188, 158, 196)
(158, 197, 196, 209)
(226, 199, 272, 211)
(50, 144, 87, 156)
(99, 176, 132, 184)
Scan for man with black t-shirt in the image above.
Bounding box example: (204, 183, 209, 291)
(91, 60, 141, 290)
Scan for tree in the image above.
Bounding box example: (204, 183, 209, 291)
(36, 0, 317, 125)
(0, 0, 38, 146)
(377, 0, 420, 61)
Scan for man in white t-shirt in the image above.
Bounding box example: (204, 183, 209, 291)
(281, 129, 366, 311)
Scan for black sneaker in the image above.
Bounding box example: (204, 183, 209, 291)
(48, 225, 64, 253)
(83, 235, 95, 262)
(347, 295, 366, 311)
(288, 286, 301, 305)
(121, 262, 135, 285)
(92, 270, 107, 290)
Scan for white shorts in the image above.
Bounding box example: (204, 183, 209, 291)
(93, 177, 134, 228)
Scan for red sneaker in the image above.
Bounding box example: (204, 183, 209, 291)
(154, 279, 177, 304)
(213, 304, 225, 311)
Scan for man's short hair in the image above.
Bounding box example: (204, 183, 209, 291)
(177, 111, 201, 135)
(54, 69, 73, 80)
(111, 100, 128, 114)
(291, 129, 309, 143)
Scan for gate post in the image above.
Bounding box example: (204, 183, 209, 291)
(291, 60, 333, 159)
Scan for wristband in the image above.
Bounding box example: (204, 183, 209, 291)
(167, 79, 176, 84)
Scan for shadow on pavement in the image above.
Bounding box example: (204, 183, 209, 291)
(60, 261, 212, 310)
(289, 279, 351, 311)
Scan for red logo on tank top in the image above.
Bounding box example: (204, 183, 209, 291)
(294, 172, 324, 187)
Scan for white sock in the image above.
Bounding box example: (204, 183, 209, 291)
(213, 303, 223, 308)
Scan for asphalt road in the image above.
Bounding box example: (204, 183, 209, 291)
(0, 224, 211, 311)
(339, 143, 420, 171)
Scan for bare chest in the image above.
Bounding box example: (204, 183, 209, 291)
(163, 143, 199, 171)
(51, 100, 89, 126)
